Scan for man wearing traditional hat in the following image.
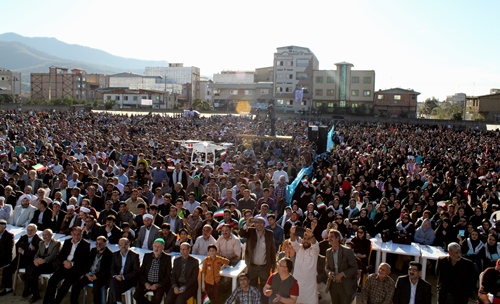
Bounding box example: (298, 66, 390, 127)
(134, 238, 172, 304)
(135, 213, 160, 250)
(9, 194, 36, 227)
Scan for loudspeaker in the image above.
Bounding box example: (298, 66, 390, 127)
(308, 125, 318, 143)
(317, 125, 328, 154)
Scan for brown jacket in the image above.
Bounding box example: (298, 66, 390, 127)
(239, 226, 276, 271)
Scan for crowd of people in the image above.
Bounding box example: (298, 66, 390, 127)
(0, 110, 500, 304)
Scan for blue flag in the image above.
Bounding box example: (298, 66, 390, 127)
(326, 125, 335, 152)
(286, 165, 313, 204)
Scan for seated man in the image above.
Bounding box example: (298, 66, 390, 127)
(43, 226, 90, 304)
(134, 238, 172, 304)
(109, 238, 140, 304)
(0, 224, 41, 297)
(158, 223, 177, 253)
(0, 220, 14, 268)
(165, 242, 199, 304)
(215, 224, 242, 266)
(24, 229, 61, 303)
(98, 215, 122, 244)
(70, 236, 112, 304)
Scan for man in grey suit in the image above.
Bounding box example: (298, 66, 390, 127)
(325, 229, 358, 304)
(135, 214, 160, 250)
(9, 195, 36, 227)
(109, 238, 140, 304)
(24, 229, 61, 303)
(163, 205, 184, 234)
(21, 170, 43, 194)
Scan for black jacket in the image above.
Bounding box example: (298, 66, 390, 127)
(394, 275, 432, 304)
(57, 238, 91, 275)
(139, 252, 171, 288)
(31, 208, 53, 230)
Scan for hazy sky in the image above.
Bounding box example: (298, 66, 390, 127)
(2, 0, 499, 101)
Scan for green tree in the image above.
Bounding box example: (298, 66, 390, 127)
(421, 97, 439, 115)
(104, 100, 116, 110)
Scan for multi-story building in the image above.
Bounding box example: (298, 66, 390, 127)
(144, 64, 200, 104)
(446, 93, 466, 105)
(0, 69, 21, 101)
(312, 62, 375, 114)
(466, 92, 500, 121)
(273, 46, 319, 112)
(199, 77, 212, 103)
(209, 71, 273, 112)
(374, 88, 420, 118)
(102, 88, 165, 109)
(30, 66, 106, 102)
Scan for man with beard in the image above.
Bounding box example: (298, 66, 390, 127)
(290, 226, 319, 304)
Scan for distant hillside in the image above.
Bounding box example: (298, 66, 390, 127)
(0, 32, 168, 70)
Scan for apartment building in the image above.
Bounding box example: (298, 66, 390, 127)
(466, 92, 500, 121)
(374, 88, 420, 117)
(144, 64, 200, 103)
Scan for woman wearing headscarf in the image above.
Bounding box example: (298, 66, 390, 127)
(414, 219, 436, 245)
(459, 228, 484, 274)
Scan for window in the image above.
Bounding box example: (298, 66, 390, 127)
(285, 87, 292, 92)
(378, 95, 384, 100)
(340, 100, 346, 107)
(244, 90, 253, 96)
(286, 61, 293, 66)
(230, 90, 238, 95)
(351, 90, 359, 96)
(260, 89, 269, 94)
(289, 74, 293, 79)
(142, 96, 147, 99)
(363, 77, 372, 84)
(328, 102, 334, 108)
(276, 87, 283, 93)
(277, 60, 284, 66)
(296, 72, 308, 80)
(363, 90, 371, 97)
(327, 89, 335, 96)
(352, 103, 358, 108)
(315, 89, 323, 96)
(276, 99, 284, 105)
(352, 76, 359, 83)
(115, 95, 120, 100)
(207, 91, 211, 95)
(133, 96, 138, 101)
(394, 95, 401, 100)
(124, 96, 129, 101)
(495, 114, 500, 122)
(106, 96, 111, 100)
(296, 59, 309, 67)
(327, 76, 335, 83)
(276, 74, 283, 79)
(316, 76, 323, 83)
(288, 100, 293, 106)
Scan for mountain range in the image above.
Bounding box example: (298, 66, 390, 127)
(0, 32, 169, 89)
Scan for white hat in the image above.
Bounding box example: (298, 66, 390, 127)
(67, 205, 75, 210)
(19, 194, 31, 202)
(80, 207, 91, 213)
(143, 214, 154, 220)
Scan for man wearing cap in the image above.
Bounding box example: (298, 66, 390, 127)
(0, 196, 12, 220)
(165, 242, 199, 304)
(60, 204, 78, 235)
(109, 238, 140, 304)
(0, 223, 41, 296)
(70, 235, 112, 304)
(134, 238, 172, 304)
(44, 226, 90, 304)
(136, 213, 160, 250)
(9, 194, 36, 227)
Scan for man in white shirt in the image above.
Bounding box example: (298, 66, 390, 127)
(271, 162, 289, 186)
(192, 224, 217, 255)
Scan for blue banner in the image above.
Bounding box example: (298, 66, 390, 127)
(327, 125, 335, 152)
(286, 165, 313, 204)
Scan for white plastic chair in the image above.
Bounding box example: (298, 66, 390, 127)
(107, 286, 135, 304)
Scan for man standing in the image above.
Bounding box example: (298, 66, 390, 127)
(0, 220, 13, 268)
(237, 189, 256, 213)
(225, 273, 262, 304)
(134, 238, 172, 304)
(192, 224, 217, 255)
(70, 236, 112, 304)
(165, 242, 199, 304)
(265, 214, 284, 253)
(24, 229, 61, 303)
(290, 226, 319, 304)
(135, 214, 160, 250)
(109, 238, 140, 304)
(271, 162, 289, 186)
(263, 257, 298, 303)
(0, 224, 41, 297)
(436, 242, 476, 304)
(239, 217, 276, 296)
(43, 226, 90, 304)
(394, 261, 432, 304)
(325, 229, 358, 304)
(360, 263, 395, 304)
